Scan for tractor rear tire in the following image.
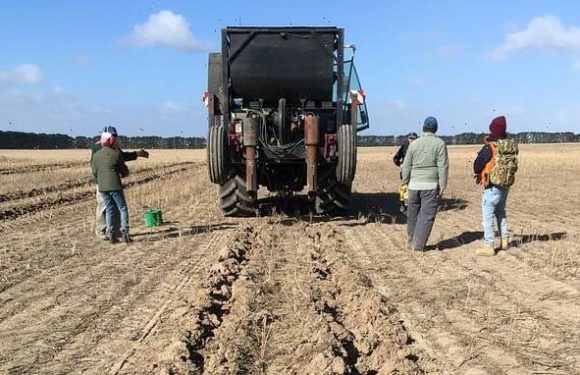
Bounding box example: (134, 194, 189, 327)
(207, 125, 228, 184)
(315, 166, 352, 215)
(336, 124, 357, 184)
(219, 175, 257, 217)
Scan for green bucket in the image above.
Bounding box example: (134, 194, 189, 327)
(144, 208, 163, 227)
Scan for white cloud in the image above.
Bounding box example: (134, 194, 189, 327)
(407, 77, 424, 87)
(72, 54, 91, 66)
(491, 15, 580, 59)
(123, 10, 209, 51)
(438, 45, 460, 58)
(383, 99, 410, 115)
(0, 64, 43, 85)
(161, 100, 190, 114)
(52, 85, 65, 94)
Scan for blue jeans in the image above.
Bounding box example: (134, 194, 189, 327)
(482, 186, 509, 246)
(100, 190, 129, 234)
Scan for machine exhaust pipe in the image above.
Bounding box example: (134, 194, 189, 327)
(304, 114, 319, 199)
(243, 117, 258, 197)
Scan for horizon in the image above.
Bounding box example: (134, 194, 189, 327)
(1, 1, 580, 137)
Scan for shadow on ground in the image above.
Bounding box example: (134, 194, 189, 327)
(434, 231, 483, 250)
(346, 193, 470, 226)
(132, 223, 237, 242)
(510, 232, 567, 247)
(421, 231, 568, 252)
(257, 193, 402, 225)
(255, 193, 469, 227)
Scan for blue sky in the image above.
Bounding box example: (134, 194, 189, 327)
(1, 0, 580, 137)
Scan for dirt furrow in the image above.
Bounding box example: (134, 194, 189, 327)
(0, 160, 88, 175)
(0, 161, 194, 203)
(141, 224, 259, 375)
(167, 219, 437, 374)
(112, 231, 234, 375)
(436, 207, 580, 298)
(297, 223, 438, 374)
(342, 225, 518, 373)
(342, 224, 580, 374)
(0, 163, 207, 298)
(0, 225, 230, 375)
(0, 162, 196, 223)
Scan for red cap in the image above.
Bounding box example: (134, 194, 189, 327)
(489, 116, 507, 138)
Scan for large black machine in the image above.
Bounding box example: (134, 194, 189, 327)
(205, 27, 369, 216)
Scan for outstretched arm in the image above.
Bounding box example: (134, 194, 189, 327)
(121, 149, 149, 162)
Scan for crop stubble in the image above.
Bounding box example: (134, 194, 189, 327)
(0, 145, 579, 374)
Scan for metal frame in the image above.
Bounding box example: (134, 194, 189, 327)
(336, 29, 345, 132)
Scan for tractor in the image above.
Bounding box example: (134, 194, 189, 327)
(205, 27, 369, 216)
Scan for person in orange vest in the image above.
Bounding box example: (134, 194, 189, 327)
(473, 116, 519, 256)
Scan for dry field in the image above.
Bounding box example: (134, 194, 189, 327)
(0, 144, 579, 375)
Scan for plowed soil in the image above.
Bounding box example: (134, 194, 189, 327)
(1, 145, 579, 375)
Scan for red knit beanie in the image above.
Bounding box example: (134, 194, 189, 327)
(489, 116, 507, 138)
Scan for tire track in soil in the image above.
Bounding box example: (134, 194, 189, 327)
(156, 224, 260, 375)
(0, 162, 197, 224)
(108, 230, 231, 375)
(342, 224, 580, 374)
(291, 223, 437, 374)
(0, 164, 206, 300)
(0, 167, 228, 375)
(0, 167, 197, 296)
(0, 194, 229, 374)
(0, 161, 194, 203)
(441, 207, 580, 291)
(0, 232, 223, 375)
(0, 160, 88, 175)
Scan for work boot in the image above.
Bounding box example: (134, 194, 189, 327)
(121, 230, 132, 244)
(476, 244, 495, 256)
(107, 231, 118, 244)
(500, 237, 510, 250)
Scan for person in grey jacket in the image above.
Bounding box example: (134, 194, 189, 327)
(402, 116, 449, 251)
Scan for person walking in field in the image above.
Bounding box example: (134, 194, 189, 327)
(473, 116, 518, 256)
(402, 117, 449, 251)
(393, 132, 418, 213)
(90, 126, 148, 239)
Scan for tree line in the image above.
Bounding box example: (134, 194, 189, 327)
(358, 131, 580, 146)
(0, 130, 579, 149)
(0, 131, 206, 149)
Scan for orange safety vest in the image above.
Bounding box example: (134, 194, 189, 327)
(479, 141, 497, 186)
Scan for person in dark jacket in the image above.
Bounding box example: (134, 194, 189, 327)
(91, 126, 148, 239)
(394, 132, 418, 213)
(91, 126, 148, 242)
(92, 131, 131, 243)
(393, 132, 418, 168)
